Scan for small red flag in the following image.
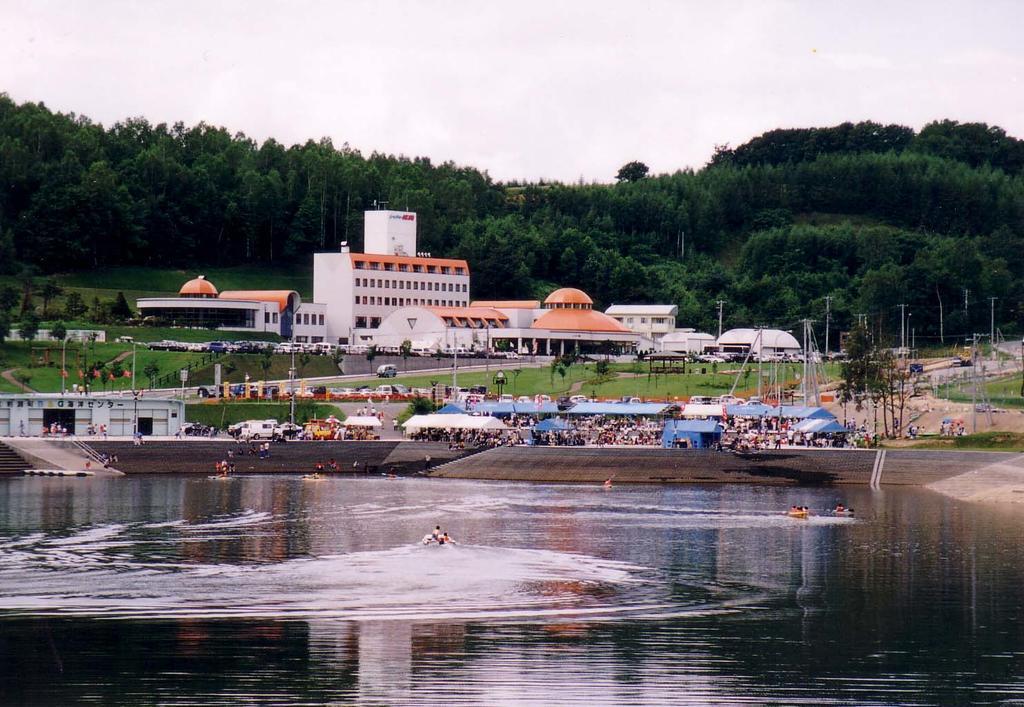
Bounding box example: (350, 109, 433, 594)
(92, 369, 101, 379)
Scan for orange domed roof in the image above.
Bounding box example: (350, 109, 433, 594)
(531, 308, 630, 334)
(544, 288, 593, 307)
(179, 275, 218, 297)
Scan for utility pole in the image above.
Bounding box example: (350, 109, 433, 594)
(716, 300, 725, 339)
(964, 288, 970, 326)
(898, 304, 907, 356)
(971, 333, 978, 434)
(990, 297, 997, 361)
(824, 296, 832, 355)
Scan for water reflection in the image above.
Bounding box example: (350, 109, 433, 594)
(2, 476, 1024, 704)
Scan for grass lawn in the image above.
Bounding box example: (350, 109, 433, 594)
(939, 374, 1024, 409)
(186, 354, 343, 386)
(0, 340, 210, 393)
(185, 402, 340, 428)
(901, 431, 1024, 452)
(320, 360, 820, 400)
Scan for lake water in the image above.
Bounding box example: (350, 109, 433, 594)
(1, 475, 1023, 705)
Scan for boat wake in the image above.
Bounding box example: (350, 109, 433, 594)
(0, 514, 759, 623)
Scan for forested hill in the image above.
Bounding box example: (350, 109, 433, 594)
(1, 93, 1023, 341)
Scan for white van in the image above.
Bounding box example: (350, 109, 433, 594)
(229, 419, 279, 440)
(376, 364, 398, 378)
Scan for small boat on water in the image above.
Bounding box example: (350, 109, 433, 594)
(786, 507, 809, 518)
(24, 469, 94, 477)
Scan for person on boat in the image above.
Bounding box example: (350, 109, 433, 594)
(835, 504, 845, 513)
(441, 532, 455, 545)
(431, 526, 441, 542)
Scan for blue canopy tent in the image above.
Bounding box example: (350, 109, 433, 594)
(567, 402, 674, 416)
(662, 419, 723, 449)
(793, 418, 847, 434)
(778, 406, 834, 420)
(725, 402, 775, 418)
(472, 401, 516, 416)
(435, 403, 466, 415)
(513, 402, 559, 415)
(534, 417, 571, 432)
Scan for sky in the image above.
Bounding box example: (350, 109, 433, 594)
(1, 0, 1022, 182)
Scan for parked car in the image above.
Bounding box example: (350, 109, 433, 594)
(228, 419, 279, 440)
(498, 393, 514, 403)
(273, 422, 302, 438)
(376, 364, 398, 378)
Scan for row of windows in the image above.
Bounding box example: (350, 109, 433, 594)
(296, 312, 326, 326)
(354, 316, 381, 329)
(356, 296, 468, 307)
(263, 312, 279, 324)
(615, 316, 672, 325)
(352, 260, 467, 275)
(354, 277, 467, 293)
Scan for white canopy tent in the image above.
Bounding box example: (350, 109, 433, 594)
(402, 414, 509, 433)
(343, 416, 383, 427)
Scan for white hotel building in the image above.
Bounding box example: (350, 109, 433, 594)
(314, 210, 470, 345)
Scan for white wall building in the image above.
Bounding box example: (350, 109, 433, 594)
(0, 394, 184, 437)
(717, 328, 801, 357)
(660, 329, 717, 354)
(605, 304, 678, 342)
(314, 211, 470, 344)
(136, 276, 326, 340)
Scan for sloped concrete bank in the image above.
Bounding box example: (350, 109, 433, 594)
(430, 446, 1013, 487)
(1, 439, 1019, 489)
(927, 453, 1024, 502)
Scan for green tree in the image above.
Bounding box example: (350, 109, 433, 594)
(39, 280, 63, 317)
(50, 321, 67, 342)
(110, 291, 133, 321)
(400, 339, 412, 372)
(63, 291, 87, 319)
(0, 313, 9, 344)
(0, 285, 19, 314)
(18, 311, 40, 342)
(259, 350, 273, 378)
(616, 161, 650, 182)
(143, 361, 160, 389)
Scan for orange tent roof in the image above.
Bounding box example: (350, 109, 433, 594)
(219, 290, 299, 311)
(544, 287, 593, 307)
(179, 275, 218, 296)
(470, 300, 540, 309)
(427, 306, 509, 321)
(349, 253, 468, 272)
(531, 308, 630, 333)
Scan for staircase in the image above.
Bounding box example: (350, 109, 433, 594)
(0, 441, 29, 474)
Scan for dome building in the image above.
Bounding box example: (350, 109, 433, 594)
(717, 328, 801, 357)
(136, 276, 325, 339)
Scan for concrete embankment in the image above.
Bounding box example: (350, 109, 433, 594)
(927, 453, 1024, 502)
(429, 446, 1014, 487)
(78, 440, 472, 475)
(3, 439, 1021, 491)
(3, 438, 123, 476)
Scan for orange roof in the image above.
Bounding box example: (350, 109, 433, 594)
(470, 300, 540, 309)
(544, 287, 593, 307)
(427, 306, 509, 321)
(349, 253, 469, 272)
(531, 308, 630, 333)
(179, 275, 218, 296)
(219, 290, 299, 311)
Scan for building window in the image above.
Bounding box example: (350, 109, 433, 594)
(318, 314, 324, 325)
(356, 316, 367, 328)
(354, 296, 360, 304)
(272, 312, 278, 324)
(264, 312, 270, 323)
(640, 317, 647, 324)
